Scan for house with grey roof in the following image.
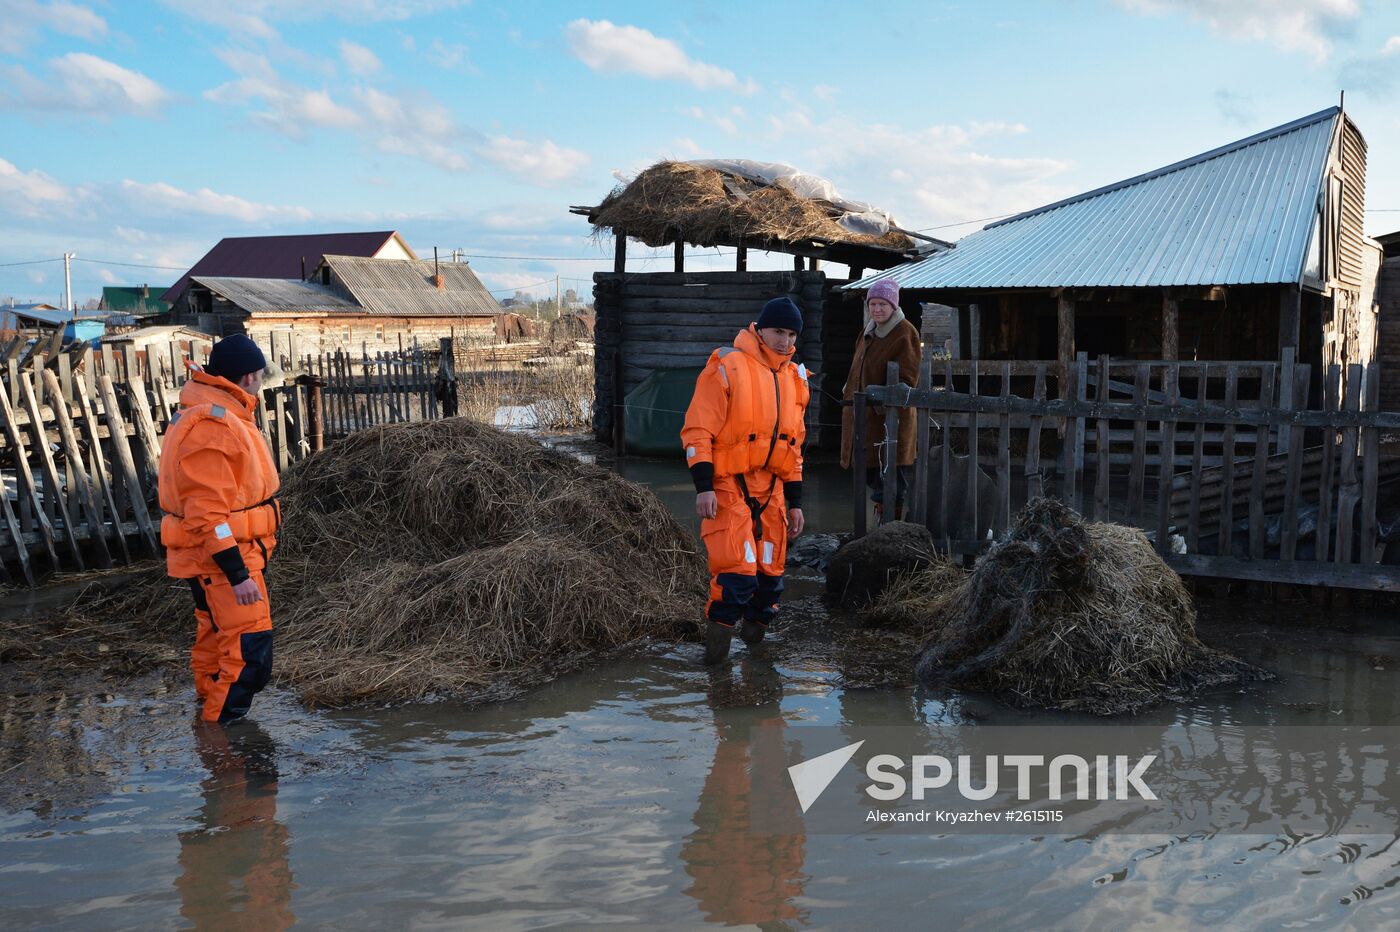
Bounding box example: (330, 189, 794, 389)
(853, 106, 1380, 399)
(183, 254, 504, 363)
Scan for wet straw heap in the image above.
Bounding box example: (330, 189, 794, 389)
(867, 498, 1263, 715)
(589, 161, 914, 251)
(42, 418, 708, 706)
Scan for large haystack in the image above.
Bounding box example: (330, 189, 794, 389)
(46, 419, 707, 706)
(589, 161, 913, 251)
(868, 499, 1260, 714)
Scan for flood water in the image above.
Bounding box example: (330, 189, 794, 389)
(5, 456, 1400, 928)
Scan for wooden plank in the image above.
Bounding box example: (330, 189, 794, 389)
(1155, 365, 1180, 556)
(1247, 366, 1274, 563)
(1360, 361, 1381, 565)
(996, 361, 1011, 535)
(967, 357, 980, 538)
(124, 371, 164, 484)
(881, 363, 900, 523)
(0, 476, 33, 584)
(1167, 554, 1400, 592)
(290, 384, 306, 462)
(18, 370, 84, 568)
(1070, 354, 1087, 512)
(1279, 365, 1310, 561)
(940, 356, 953, 548)
(853, 392, 867, 538)
(73, 376, 130, 563)
(1335, 369, 1363, 566)
(1093, 355, 1110, 521)
(1025, 365, 1046, 501)
(912, 351, 932, 527)
(1127, 364, 1150, 525)
(274, 390, 290, 471)
(0, 376, 59, 568)
(1188, 366, 1207, 555)
(1217, 368, 1239, 558)
(97, 373, 159, 553)
(1162, 295, 1179, 360)
(1276, 346, 1295, 455)
(1316, 365, 1341, 563)
(1057, 294, 1075, 373)
(41, 369, 110, 568)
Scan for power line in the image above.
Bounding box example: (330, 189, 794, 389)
(0, 258, 62, 268)
(486, 277, 557, 294)
(916, 213, 1017, 232)
(74, 257, 187, 271)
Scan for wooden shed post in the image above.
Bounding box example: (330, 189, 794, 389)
(613, 231, 627, 274)
(1278, 284, 1301, 361)
(1057, 292, 1076, 377)
(736, 246, 747, 272)
(793, 255, 805, 272)
(1162, 293, 1180, 360)
(673, 240, 684, 273)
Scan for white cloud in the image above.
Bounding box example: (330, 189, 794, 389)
(339, 40, 382, 76)
(767, 114, 1072, 234)
(681, 106, 739, 135)
(0, 53, 171, 116)
(1116, 0, 1360, 63)
(119, 179, 313, 223)
(205, 52, 359, 135)
(428, 39, 470, 70)
(0, 158, 72, 216)
(97, 269, 120, 284)
(0, 1, 107, 54)
(1383, 36, 1400, 55)
(160, 1, 279, 40)
(566, 19, 758, 94)
(477, 136, 590, 186)
(356, 86, 470, 172)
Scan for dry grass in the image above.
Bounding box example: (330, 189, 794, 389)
(868, 498, 1260, 714)
(44, 418, 705, 706)
(590, 161, 913, 251)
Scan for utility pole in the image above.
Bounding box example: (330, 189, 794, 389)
(555, 275, 561, 320)
(63, 252, 75, 311)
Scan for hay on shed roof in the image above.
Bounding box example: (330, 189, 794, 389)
(44, 419, 707, 706)
(589, 160, 913, 251)
(868, 498, 1261, 715)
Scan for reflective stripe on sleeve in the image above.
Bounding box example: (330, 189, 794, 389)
(214, 522, 234, 540)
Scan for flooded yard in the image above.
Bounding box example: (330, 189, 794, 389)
(4, 457, 1400, 928)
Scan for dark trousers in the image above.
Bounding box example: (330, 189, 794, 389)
(865, 465, 911, 507)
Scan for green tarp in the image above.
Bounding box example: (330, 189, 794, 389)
(624, 366, 703, 456)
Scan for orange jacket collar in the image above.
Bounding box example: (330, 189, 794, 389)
(181, 369, 259, 419)
(735, 324, 794, 371)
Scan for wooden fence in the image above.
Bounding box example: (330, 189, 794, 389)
(854, 351, 1400, 591)
(0, 336, 456, 585)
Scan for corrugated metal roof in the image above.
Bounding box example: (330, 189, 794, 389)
(853, 107, 1340, 291)
(193, 277, 362, 314)
(164, 231, 410, 305)
(323, 255, 501, 317)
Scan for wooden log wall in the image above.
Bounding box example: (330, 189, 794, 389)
(592, 270, 827, 446)
(1379, 256, 1400, 412)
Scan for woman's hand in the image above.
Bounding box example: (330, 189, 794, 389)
(787, 508, 805, 540)
(696, 491, 718, 519)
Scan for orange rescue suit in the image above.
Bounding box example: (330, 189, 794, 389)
(682, 325, 810, 627)
(158, 369, 280, 722)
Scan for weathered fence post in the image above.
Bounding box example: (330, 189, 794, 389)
(852, 393, 867, 539)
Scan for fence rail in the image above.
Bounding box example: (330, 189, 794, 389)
(855, 351, 1400, 592)
(0, 336, 458, 584)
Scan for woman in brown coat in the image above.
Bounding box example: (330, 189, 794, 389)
(840, 278, 920, 520)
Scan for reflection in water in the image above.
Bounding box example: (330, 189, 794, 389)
(176, 718, 295, 930)
(682, 658, 808, 927)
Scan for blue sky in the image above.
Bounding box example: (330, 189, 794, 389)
(1, 0, 1398, 304)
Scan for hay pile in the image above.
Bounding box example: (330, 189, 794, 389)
(51, 419, 707, 706)
(869, 499, 1258, 714)
(589, 161, 913, 251)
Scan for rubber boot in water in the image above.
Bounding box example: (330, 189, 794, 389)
(739, 619, 766, 646)
(704, 621, 733, 665)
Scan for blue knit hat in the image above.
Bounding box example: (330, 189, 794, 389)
(206, 334, 267, 381)
(756, 296, 803, 334)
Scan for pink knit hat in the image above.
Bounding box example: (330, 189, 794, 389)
(866, 278, 899, 308)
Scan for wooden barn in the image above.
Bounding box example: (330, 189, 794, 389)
(572, 160, 949, 450)
(854, 106, 1380, 403)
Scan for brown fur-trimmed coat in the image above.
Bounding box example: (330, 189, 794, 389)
(840, 313, 921, 469)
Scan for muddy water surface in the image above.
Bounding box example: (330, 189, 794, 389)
(4, 457, 1400, 929)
